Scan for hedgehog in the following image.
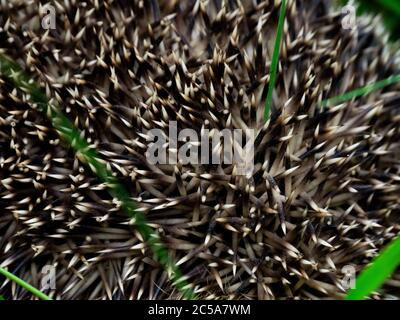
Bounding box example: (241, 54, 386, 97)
(0, 0, 400, 300)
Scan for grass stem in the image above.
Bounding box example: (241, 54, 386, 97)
(0, 267, 52, 300)
(264, 0, 287, 121)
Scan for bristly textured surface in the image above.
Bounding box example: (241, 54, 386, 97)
(1, 0, 400, 299)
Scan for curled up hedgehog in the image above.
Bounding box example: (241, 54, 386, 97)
(0, 0, 400, 299)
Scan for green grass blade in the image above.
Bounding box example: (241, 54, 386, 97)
(346, 236, 400, 300)
(320, 74, 400, 107)
(264, 0, 287, 121)
(0, 53, 196, 300)
(375, 0, 400, 16)
(0, 267, 52, 300)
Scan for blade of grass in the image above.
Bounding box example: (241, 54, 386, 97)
(0, 267, 51, 300)
(375, 0, 400, 16)
(264, 0, 287, 121)
(0, 53, 196, 300)
(320, 74, 400, 107)
(346, 236, 400, 300)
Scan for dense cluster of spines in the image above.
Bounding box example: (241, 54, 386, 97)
(1, 0, 400, 299)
